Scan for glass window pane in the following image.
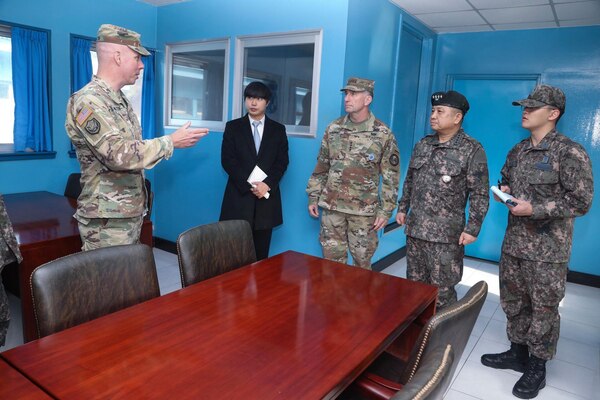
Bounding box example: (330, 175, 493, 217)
(0, 35, 14, 144)
(243, 44, 314, 127)
(166, 42, 227, 128)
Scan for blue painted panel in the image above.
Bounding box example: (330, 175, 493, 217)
(453, 78, 537, 262)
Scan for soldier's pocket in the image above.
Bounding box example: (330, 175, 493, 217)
(435, 160, 463, 194)
(528, 170, 559, 198)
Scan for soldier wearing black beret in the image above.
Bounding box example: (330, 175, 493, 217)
(397, 90, 489, 309)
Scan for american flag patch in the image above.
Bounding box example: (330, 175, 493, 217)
(76, 106, 93, 126)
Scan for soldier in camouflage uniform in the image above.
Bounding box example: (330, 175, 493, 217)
(0, 195, 22, 347)
(306, 77, 400, 269)
(481, 85, 593, 399)
(397, 91, 489, 309)
(66, 24, 208, 251)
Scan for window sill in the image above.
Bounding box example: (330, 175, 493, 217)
(0, 151, 57, 161)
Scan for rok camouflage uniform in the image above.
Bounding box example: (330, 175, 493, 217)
(0, 195, 22, 346)
(398, 129, 489, 308)
(499, 128, 593, 360)
(66, 75, 173, 250)
(307, 112, 400, 269)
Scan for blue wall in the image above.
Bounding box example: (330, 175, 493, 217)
(0, 0, 157, 195)
(433, 27, 600, 275)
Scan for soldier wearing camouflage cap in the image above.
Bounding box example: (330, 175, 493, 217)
(0, 194, 22, 347)
(397, 90, 489, 309)
(481, 85, 593, 399)
(66, 24, 209, 251)
(306, 77, 400, 269)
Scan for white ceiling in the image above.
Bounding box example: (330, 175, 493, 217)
(390, 0, 600, 33)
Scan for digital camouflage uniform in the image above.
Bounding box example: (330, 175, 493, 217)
(66, 75, 173, 250)
(306, 111, 400, 269)
(499, 128, 593, 360)
(0, 195, 23, 346)
(398, 129, 489, 308)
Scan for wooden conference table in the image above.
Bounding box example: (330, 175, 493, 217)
(2, 250, 436, 399)
(0, 359, 52, 399)
(3, 191, 153, 342)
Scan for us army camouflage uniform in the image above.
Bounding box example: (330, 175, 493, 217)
(66, 76, 173, 251)
(499, 128, 593, 360)
(0, 195, 22, 347)
(398, 129, 489, 308)
(306, 112, 400, 269)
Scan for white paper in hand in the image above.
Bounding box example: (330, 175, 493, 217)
(248, 165, 270, 199)
(490, 186, 516, 206)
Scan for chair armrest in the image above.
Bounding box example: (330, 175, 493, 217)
(353, 372, 404, 400)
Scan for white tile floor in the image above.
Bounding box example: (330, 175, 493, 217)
(2, 249, 599, 399)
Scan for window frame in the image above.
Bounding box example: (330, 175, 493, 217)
(233, 29, 322, 138)
(164, 37, 230, 131)
(0, 20, 55, 159)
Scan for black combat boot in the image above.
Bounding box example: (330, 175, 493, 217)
(481, 342, 529, 372)
(512, 355, 546, 399)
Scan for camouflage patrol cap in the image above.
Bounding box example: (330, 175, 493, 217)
(96, 24, 150, 56)
(341, 77, 375, 96)
(512, 85, 565, 113)
(431, 90, 470, 114)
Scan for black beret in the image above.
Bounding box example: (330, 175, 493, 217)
(431, 90, 470, 114)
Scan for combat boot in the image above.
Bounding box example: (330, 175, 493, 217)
(481, 342, 529, 372)
(512, 355, 546, 399)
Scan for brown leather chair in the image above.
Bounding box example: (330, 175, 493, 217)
(64, 173, 153, 216)
(176, 220, 256, 288)
(391, 344, 454, 400)
(350, 281, 488, 400)
(31, 244, 160, 339)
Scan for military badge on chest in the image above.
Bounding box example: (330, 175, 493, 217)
(85, 118, 101, 135)
(442, 175, 451, 183)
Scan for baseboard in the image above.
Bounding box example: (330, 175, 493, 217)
(154, 237, 177, 254)
(567, 270, 600, 288)
(372, 247, 407, 273)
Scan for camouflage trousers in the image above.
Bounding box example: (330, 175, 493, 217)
(500, 253, 567, 360)
(76, 216, 143, 251)
(320, 209, 378, 269)
(0, 271, 8, 347)
(406, 236, 463, 309)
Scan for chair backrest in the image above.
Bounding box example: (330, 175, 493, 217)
(64, 172, 82, 199)
(31, 244, 160, 339)
(176, 220, 256, 288)
(400, 281, 488, 384)
(64, 173, 153, 215)
(391, 344, 454, 400)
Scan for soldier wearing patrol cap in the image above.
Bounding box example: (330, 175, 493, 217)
(397, 90, 489, 309)
(306, 77, 400, 269)
(66, 24, 209, 251)
(481, 85, 594, 399)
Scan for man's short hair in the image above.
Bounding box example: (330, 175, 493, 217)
(244, 81, 272, 101)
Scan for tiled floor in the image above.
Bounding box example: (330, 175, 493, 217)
(3, 250, 599, 399)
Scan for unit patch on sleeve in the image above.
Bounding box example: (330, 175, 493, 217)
(85, 118, 101, 135)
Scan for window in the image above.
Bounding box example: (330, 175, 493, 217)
(0, 28, 14, 150)
(164, 38, 229, 130)
(234, 30, 322, 137)
(0, 23, 52, 157)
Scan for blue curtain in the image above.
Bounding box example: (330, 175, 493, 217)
(11, 27, 51, 152)
(71, 37, 93, 93)
(141, 50, 155, 139)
